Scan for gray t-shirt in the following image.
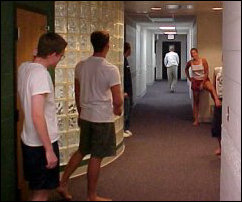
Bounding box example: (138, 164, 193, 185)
(75, 56, 121, 123)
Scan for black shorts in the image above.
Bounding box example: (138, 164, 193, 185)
(211, 99, 222, 138)
(79, 119, 116, 158)
(21, 141, 60, 190)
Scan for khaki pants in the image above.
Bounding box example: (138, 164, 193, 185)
(167, 65, 178, 91)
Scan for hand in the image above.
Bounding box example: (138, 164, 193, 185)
(45, 149, 58, 169)
(124, 93, 129, 98)
(113, 107, 122, 116)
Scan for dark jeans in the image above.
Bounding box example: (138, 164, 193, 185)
(124, 97, 132, 131)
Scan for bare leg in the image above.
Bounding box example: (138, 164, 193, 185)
(31, 190, 49, 201)
(192, 90, 200, 126)
(57, 150, 84, 200)
(87, 157, 112, 201)
(215, 137, 221, 156)
(203, 80, 222, 107)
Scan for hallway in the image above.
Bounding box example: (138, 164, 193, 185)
(55, 81, 220, 201)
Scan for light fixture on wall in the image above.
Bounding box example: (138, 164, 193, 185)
(151, 7, 162, 11)
(165, 4, 181, 10)
(164, 31, 177, 35)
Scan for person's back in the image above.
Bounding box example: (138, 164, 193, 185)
(75, 56, 120, 122)
(164, 51, 179, 67)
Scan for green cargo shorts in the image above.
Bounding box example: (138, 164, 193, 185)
(78, 119, 116, 158)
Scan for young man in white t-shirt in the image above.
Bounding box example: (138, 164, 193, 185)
(58, 31, 123, 201)
(18, 33, 67, 201)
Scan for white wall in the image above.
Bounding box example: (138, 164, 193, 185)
(146, 30, 155, 85)
(220, 1, 241, 201)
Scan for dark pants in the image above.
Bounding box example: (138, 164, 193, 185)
(124, 97, 132, 131)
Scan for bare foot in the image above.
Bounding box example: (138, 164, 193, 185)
(215, 99, 222, 108)
(192, 121, 199, 126)
(214, 148, 221, 156)
(87, 196, 112, 201)
(57, 185, 72, 201)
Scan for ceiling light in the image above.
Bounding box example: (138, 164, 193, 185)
(164, 31, 177, 35)
(186, 5, 194, 9)
(166, 4, 180, 10)
(159, 26, 176, 30)
(212, 7, 223, 10)
(151, 7, 162, 11)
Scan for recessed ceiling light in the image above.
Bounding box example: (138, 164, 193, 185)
(151, 7, 162, 11)
(164, 31, 177, 35)
(166, 4, 180, 10)
(159, 26, 176, 30)
(186, 5, 194, 9)
(212, 7, 223, 10)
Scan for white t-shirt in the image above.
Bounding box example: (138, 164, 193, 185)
(75, 56, 121, 123)
(17, 62, 59, 146)
(164, 51, 179, 67)
(214, 66, 223, 99)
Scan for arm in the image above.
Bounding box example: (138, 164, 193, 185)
(185, 61, 192, 81)
(31, 94, 57, 169)
(176, 54, 179, 65)
(75, 78, 81, 115)
(164, 54, 168, 67)
(202, 58, 209, 85)
(111, 84, 123, 116)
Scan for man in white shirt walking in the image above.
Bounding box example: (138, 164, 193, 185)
(57, 31, 123, 201)
(164, 45, 179, 93)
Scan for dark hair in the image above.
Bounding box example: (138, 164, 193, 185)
(37, 32, 67, 58)
(91, 31, 109, 52)
(124, 42, 131, 54)
(191, 48, 198, 53)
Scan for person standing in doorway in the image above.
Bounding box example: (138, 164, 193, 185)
(211, 66, 223, 156)
(185, 48, 222, 126)
(57, 31, 123, 201)
(17, 32, 67, 201)
(123, 42, 133, 138)
(164, 45, 179, 93)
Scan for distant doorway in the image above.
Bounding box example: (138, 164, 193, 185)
(162, 42, 181, 80)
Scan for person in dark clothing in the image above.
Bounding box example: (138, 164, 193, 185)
(123, 42, 133, 137)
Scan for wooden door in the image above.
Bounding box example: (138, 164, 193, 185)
(16, 8, 47, 200)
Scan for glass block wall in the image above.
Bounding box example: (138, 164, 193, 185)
(55, 1, 124, 166)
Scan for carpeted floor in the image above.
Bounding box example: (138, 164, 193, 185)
(55, 81, 220, 201)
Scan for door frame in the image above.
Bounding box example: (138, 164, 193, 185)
(14, 4, 49, 200)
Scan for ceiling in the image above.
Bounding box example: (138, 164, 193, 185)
(124, 1, 223, 23)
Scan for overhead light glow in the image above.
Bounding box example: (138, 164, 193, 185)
(159, 26, 176, 30)
(151, 7, 162, 11)
(212, 7, 223, 10)
(186, 5, 194, 9)
(164, 31, 177, 35)
(166, 4, 180, 10)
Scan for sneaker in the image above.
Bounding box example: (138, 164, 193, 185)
(123, 130, 132, 138)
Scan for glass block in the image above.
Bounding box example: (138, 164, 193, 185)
(55, 1, 67, 17)
(80, 19, 90, 34)
(80, 35, 90, 51)
(90, 7, 102, 22)
(56, 100, 66, 116)
(68, 146, 78, 160)
(55, 17, 67, 33)
(80, 5, 91, 19)
(67, 132, 79, 146)
(55, 68, 66, 83)
(67, 84, 75, 99)
(90, 1, 98, 7)
(59, 133, 67, 148)
(90, 22, 100, 33)
(66, 51, 78, 67)
(80, 1, 90, 6)
(66, 69, 75, 83)
(67, 34, 79, 51)
(68, 100, 77, 114)
(80, 51, 90, 60)
(67, 2, 79, 17)
(67, 18, 79, 34)
(59, 149, 67, 165)
(68, 117, 78, 130)
(55, 85, 65, 99)
(57, 116, 67, 132)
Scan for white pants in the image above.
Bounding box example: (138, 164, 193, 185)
(167, 65, 178, 91)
